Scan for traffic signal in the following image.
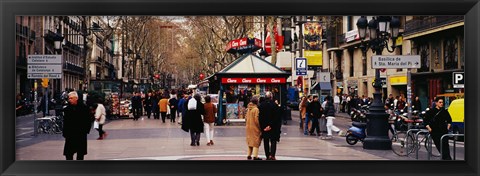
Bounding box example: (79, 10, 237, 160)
(41, 78, 49, 88)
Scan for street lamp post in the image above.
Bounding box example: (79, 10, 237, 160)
(356, 16, 400, 150)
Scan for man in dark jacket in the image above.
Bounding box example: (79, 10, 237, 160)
(169, 95, 178, 123)
(306, 95, 322, 136)
(131, 92, 142, 121)
(62, 91, 93, 160)
(424, 97, 452, 160)
(259, 91, 281, 160)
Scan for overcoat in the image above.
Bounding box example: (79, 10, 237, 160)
(63, 102, 92, 155)
(258, 99, 281, 141)
(246, 103, 262, 147)
(182, 99, 205, 133)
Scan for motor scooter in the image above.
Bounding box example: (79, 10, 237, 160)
(345, 121, 367, 145)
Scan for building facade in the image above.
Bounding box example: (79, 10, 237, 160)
(404, 16, 464, 110)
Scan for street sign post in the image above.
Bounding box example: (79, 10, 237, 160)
(371, 55, 421, 69)
(295, 57, 307, 76)
(27, 55, 62, 79)
(371, 55, 421, 121)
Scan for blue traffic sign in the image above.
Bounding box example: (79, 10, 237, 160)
(296, 58, 307, 76)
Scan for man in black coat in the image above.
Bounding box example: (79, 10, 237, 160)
(259, 91, 281, 160)
(424, 97, 452, 160)
(131, 92, 142, 121)
(306, 95, 322, 136)
(62, 91, 93, 160)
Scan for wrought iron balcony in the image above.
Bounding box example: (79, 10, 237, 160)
(404, 16, 464, 36)
(64, 62, 85, 75)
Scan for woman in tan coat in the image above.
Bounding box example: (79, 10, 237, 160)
(245, 96, 262, 160)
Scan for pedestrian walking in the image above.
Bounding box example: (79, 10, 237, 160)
(151, 92, 160, 120)
(182, 93, 205, 146)
(303, 95, 313, 135)
(169, 95, 178, 123)
(177, 94, 188, 124)
(424, 97, 453, 160)
(94, 98, 108, 140)
(258, 91, 281, 160)
(131, 92, 142, 121)
(158, 95, 169, 123)
(322, 96, 342, 139)
(62, 91, 93, 160)
(299, 96, 308, 129)
(307, 95, 322, 136)
(334, 94, 340, 113)
(144, 92, 153, 119)
(203, 95, 217, 146)
(245, 95, 262, 160)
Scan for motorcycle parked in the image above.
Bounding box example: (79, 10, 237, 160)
(345, 121, 367, 145)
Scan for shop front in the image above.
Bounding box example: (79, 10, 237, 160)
(411, 70, 464, 111)
(210, 54, 290, 125)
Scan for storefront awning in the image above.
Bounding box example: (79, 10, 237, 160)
(311, 82, 332, 90)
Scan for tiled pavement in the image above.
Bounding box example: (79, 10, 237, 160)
(15, 111, 464, 160)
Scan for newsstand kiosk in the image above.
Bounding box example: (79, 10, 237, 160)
(210, 53, 291, 125)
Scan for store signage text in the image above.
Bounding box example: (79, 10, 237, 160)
(222, 78, 286, 84)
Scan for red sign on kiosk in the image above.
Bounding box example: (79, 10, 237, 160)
(221, 78, 286, 84)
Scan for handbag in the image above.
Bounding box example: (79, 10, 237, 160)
(93, 121, 99, 129)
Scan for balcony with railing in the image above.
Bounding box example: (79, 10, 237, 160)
(64, 62, 85, 75)
(404, 16, 464, 36)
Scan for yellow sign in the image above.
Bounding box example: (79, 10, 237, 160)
(41, 78, 49, 88)
(390, 76, 407, 85)
(304, 51, 322, 66)
(395, 36, 403, 46)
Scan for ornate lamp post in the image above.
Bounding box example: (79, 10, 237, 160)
(356, 16, 400, 150)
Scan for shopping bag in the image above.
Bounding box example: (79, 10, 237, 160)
(187, 98, 197, 110)
(93, 121, 99, 129)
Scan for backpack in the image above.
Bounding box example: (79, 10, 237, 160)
(187, 98, 197, 110)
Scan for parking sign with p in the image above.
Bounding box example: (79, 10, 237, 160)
(453, 72, 464, 88)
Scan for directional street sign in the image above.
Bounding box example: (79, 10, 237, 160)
(27, 65, 62, 73)
(27, 55, 63, 79)
(295, 57, 307, 76)
(371, 55, 421, 69)
(28, 55, 62, 64)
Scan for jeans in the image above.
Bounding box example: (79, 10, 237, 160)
(304, 114, 311, 134)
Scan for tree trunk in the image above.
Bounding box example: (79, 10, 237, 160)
(268, 16, 277, 65)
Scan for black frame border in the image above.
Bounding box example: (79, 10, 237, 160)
(1, 0, 479, 176)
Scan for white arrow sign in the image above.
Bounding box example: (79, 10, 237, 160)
(28, 65, 62, 74)
(28, 55, 62, 64)
(372, 55, 421, 69)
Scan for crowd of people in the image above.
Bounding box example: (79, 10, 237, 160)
(32, 86, 453, 161)
(299, 95, 343, 139)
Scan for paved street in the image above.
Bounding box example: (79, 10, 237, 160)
(15, 110, 464, 160)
